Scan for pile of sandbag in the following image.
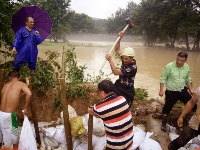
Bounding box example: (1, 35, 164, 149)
(168, 125, 200, 150)
(18, 105, 163, 150)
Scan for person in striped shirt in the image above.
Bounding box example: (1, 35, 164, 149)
(159, 51, 196, 132)
(88, 79, 133, 150)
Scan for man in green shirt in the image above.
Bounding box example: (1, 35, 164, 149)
(159, 51, 196, 132)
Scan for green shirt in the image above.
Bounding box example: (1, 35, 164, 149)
(160, 61, 192, 91)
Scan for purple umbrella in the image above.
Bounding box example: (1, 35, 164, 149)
(11, 6, 52, 41)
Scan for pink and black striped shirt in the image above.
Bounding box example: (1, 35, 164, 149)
(93, 93, 133, 150)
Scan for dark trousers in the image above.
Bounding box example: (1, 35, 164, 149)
(168, 125, 200, 150)
(162, 87, 196, 114)
(114, 80, 135, 108)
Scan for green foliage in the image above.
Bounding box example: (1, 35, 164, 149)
(70, 13, 96, 33)
(0, 0, 23, 49)
(0, 50, 61, 97)
(64, 44, 87, 83)
(135, 87, 148, 100)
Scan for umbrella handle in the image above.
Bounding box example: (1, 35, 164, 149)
(99, 24, 129, 72)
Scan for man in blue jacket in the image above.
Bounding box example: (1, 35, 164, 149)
(11, 17, 42, 72)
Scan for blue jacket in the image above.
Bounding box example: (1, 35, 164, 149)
(13, 27, 42, 62)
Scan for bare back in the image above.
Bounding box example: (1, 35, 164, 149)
(0, 79, 28, 112)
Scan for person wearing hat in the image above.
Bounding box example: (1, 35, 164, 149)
(105, 31, 137, 108)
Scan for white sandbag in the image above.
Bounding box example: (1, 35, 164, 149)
(192, 135, 200, 145)
(82, 114, 105, 136)
(79, 134, 88, 143)
(93, 119, 105, 136)
(54, 144, 67, 150)
(79, 133, 106, 150)
(73, 137, 82, 149)
(168, 125, 177, 134)
(135, 124, 145, 132)
(188, 143, 200, 150)
(54, 125, 66, 144)
(169, 132, 179, 141)
(60, 105, 77, 124)
(138, 132, 162, 150)
(131, 126, 146, 149)
(44, 127, 57, 137)
(44, 136, 60, 149)
(75, 142, 88, 150)
(18, 116, 37, 150)
(92, 134, 106, 150)
(0, 127, 3, 143)
(81, 114, 89, 126)
(40, 137, 46, 150)
(38, 122, 51, 128)
(178, 147, 187, 150)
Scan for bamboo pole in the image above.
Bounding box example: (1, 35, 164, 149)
(58, 78, 72, 150)
(88, 114, 93, 150)
(62, 46, 66, 78)
(0, 69, 6, 92)
(88, 93, 94, 150)
(25, 77, 41, 146)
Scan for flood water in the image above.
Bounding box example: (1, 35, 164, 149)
(59, 33, 200, 101)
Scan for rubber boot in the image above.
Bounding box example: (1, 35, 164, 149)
(161, 114, 168, 132)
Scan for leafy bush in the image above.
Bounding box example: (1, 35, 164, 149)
(135, 87, 148, 100)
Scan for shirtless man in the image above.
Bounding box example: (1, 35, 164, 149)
(0, 70, 32, 149)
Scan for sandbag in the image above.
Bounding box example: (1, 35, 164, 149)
(43, 136, 60, 149)
(192, 135, 200, 145)
(131, 126, 146, 149)
(169, 132, 179, 141)
(45, 127, 57, 137)
(0, 127, 2, 143)
(75, 142, 88, 150)
(73, 137, 82, 149)
(54, 125, 67, 144)
(138, 132, 162, 150)
(92, 134, 106, 150)
(178, 147, 187, 150)
(70, 116, 86, 137)
(18, 116, 37, 150)
(188, 144, 200, 150)
(82, 114, 105, 136)
(60, 105, 77, 122)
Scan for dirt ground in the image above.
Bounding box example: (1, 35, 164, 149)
(15, 86, 194, 150)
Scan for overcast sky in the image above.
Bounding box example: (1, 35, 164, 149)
(70, 0, 141, 19)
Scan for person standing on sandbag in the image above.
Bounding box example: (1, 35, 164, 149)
(168, 86, 200, 150)
(88, 79, 133, 150)
(0, 70, 32, 149)
(105, 31, 137, 109)
(159, 51, 197, 132)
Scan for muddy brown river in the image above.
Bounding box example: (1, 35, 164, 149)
(49, 33, 199, 102)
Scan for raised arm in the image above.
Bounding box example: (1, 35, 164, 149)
(115, 31, 124, 56)
(105, 54, 123, 76)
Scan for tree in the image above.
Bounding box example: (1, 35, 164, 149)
(106, 2, 138, 35)
(131, 0, 160, 46)
(70, 13, 95, 33)
(0, 0, 23, 49)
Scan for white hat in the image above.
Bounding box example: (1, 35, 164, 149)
(120, 47, 135, 57)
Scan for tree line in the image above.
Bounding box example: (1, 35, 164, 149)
(0, 0, 199, 51)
